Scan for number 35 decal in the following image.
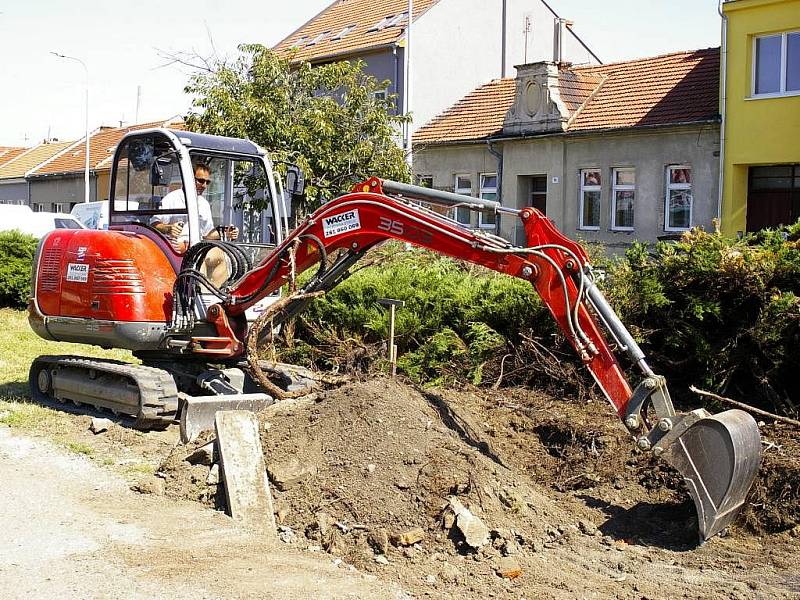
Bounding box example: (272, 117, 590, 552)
(378, 217, 404, 235)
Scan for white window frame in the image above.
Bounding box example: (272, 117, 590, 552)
(32, 203, 45, 213)
(306, 31, 331, 46)
(368, 16, 394, 32)
(611, 168, 635, 232)
(332, 25, 356, 41)
(752, 30, 800, 98)
(53, 202, 64, 213)
(387, 12, 408, 27)
(451, 174, 472, 226)
(478, 173, 498, 230)
(578, 168, 601, 231)
(664, 165, 693, 232)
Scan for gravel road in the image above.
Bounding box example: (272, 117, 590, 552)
(0, 426, 399, 600)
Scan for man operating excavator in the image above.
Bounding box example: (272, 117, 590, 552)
(152, 160, 238, 285)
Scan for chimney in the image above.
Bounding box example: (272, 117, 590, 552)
(553, 18, 565, 64)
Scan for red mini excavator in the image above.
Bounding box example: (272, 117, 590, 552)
(28, 129, 761, 541)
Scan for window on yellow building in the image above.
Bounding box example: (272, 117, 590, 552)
(754, 32, 800, 96)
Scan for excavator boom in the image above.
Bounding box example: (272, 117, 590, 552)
(184, 177, 760, 541)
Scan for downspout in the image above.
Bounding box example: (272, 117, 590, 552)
(501, 0, 508, 77)
(487, 138, 503, 238)
(404, 0, 413, 169)
(717, 0, 727, 227)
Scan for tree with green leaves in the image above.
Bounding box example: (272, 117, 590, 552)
(184, 44, 410, 215)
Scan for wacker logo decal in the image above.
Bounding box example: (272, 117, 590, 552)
(66, 263, 89, 283)
(322, 209, 361, 238)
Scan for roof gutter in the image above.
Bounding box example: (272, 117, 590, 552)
(291, 42, 398, 66)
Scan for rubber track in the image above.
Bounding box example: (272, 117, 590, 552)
(30, 355, 179, 427)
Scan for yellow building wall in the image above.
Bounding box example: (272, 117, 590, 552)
(721, 0, 800, 234)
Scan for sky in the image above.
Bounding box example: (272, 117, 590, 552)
(0, 0, 722, 147)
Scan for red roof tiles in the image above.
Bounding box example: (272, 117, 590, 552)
(414, 48, 720, 145)
(30, 118, 183, 176)
(273, 0, 440, 63)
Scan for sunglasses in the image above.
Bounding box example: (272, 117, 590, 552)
(195, 177, 211, 186)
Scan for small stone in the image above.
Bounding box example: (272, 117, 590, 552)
(367, 528, 390, 555)
(186, 441, 216, 466)
(577, 519, 598, 536)
(391, 527, 426, 546)
(90, 417, 113, 434)
(425, 574, 437, 586)
(395, 478, 412, 490)
(206, 463, 220, 485)
(275, 503, 290, 524)
(495, 556, 522, 579)
(267, 458, 316, 491)
(438, 562, 461, 584)
(449, 497, 490, 549)
(314, 511, 334, 536)
(263, 421, 271, 431)
(442, 512, 456, 529)
(131, 476, 165, 496)
(278, 525, 296, 544)
(374, 554, 390, 565)
(366, 463, 376, 474)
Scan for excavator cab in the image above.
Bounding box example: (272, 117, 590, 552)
(107, 129, 288, 321)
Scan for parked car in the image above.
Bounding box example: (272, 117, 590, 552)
(0, 205, 84, 237)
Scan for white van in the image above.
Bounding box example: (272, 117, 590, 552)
(0, 206, 84, 237)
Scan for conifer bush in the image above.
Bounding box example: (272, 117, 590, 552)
(0, 231, 38, 309)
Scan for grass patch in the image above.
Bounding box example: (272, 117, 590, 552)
(0, 400, 73, 434)
(0, 307, 133, 402)
(123, 462, 157, 476)
(65, 441, 95, 456)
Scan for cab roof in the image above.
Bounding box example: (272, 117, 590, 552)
(165, 130, 264, 156)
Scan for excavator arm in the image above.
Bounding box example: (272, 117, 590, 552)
(180, 177, 761, 541)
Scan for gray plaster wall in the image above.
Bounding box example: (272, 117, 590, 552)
(0, 179, 28, 204)
(414, 142, 502, 229)
(28, 175, 99, 212)
(414, 124, 720, 249)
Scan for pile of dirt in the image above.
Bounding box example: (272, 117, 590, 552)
(741, 423, 800, 534)
(153, 377, 800, 598)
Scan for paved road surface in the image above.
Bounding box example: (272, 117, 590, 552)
(0, 426, 399, 600)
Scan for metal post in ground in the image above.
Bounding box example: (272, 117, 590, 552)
(378, 298, 405, 377)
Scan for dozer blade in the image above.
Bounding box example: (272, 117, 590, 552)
(661, 409, 762, 541)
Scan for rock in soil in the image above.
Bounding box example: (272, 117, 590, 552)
(267, 457, 317, 491)
(494, 556, 523, 579)
(90, 417, 113, 434)
(391, 527, 425, 547)
(449, 497, 491, 549)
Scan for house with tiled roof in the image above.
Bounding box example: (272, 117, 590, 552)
(0, 147, 27, 168)
(273, 0, 600, 149)
(26, 118, 182, 212)
(0, 141, 75, 207)
(413, 48, 722, 248)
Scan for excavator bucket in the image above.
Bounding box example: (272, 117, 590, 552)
(660, 409, 762, 541)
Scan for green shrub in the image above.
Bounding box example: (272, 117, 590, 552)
(0, 231, 38, 308)
(284, 244, 555, 384)
(603, 227, 800, 413)
(279, 225, 800, 416)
